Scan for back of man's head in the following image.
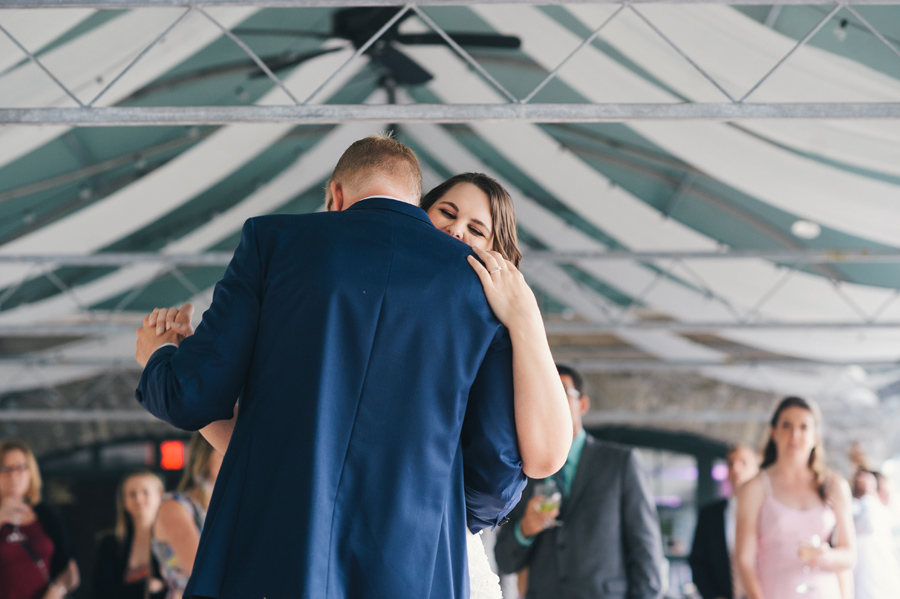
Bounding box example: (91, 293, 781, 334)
(326, 133, 422, 209)
(556, 363, 585, 397)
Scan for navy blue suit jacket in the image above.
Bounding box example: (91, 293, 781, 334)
(136, 198, 525, 599)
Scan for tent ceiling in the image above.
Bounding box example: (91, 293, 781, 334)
(2, 1, 900, 417)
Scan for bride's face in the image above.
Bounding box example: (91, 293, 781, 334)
(426, 183, 494, 252)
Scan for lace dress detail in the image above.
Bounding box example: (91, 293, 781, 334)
(467, 530, 502, 599)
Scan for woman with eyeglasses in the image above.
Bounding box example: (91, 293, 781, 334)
(0, 439, 79, 599)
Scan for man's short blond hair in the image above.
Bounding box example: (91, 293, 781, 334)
(326, 133, 422, 209)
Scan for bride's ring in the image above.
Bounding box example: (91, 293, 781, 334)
(488, 267, 502, 274)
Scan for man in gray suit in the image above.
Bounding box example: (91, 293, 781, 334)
(495, 364, 665, 599)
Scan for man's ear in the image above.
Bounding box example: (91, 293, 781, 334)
(330, 180, 344, 212)
(579, 395, 590, 417)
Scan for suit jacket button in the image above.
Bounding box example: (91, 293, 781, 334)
(499, 517, 510, 526)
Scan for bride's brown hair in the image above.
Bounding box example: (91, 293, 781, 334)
(421, 173, 522, 267)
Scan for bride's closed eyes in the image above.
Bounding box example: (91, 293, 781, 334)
(438, 207, 487, 238)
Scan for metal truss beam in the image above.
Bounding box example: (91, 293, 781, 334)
(4, 104, 900, 125)
(0, 409, 155, 422)
(546, 321, 900, 333)
(3, 248, 900, 266)
(572, 359, 900, 371)
(582, 407, 880, 425)
(5, 320, 900, 337)
(0, 407, 868, 423)
(6, 0, 900, 7)
(0, 253, 233, 266)
(527, 248, 900, 264)
(583, 410, 771, 425)
(0, 355, 896, 369)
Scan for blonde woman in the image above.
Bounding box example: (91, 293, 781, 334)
(152, 434, 222, 599)
(94, 471, 166, 599)
(0, 439, 79, 599)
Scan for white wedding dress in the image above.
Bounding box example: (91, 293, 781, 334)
(467, 530, 503, 599)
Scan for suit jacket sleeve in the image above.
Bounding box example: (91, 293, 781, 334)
(621, 448, 665, 599)
(493, 484, 536, 574)
(135, 219, 263, 430)
(689, 505, 720, 599)
(462, 326, 527, 533)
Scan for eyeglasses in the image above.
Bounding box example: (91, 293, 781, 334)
(565, 387, 581, 400)
(0, 464, 28, 474)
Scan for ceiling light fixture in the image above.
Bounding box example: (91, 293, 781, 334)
(791, 219, 821, 240)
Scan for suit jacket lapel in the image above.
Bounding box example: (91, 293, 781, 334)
(715, 499, 727, 551)
(561, 434, 596, 518)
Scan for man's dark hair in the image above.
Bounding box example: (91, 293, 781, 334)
(556, 363, 584, 396)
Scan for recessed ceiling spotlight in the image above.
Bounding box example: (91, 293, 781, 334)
(791, 219, 821, 240)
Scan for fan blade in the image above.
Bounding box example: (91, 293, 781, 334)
(231, 28, 333, 39)
(395, 32, 521, 49)
(248, 47, 344, 78)
(334, 7, 413, 46)
(371, 45, 433, 85)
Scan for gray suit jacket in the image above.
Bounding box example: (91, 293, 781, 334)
(495, 435, 665, 599)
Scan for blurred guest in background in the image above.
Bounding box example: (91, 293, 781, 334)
(94, 470, 167, 599)
(0, 439, 79, 599)
(851, 469, 900, 599)
(873, 472, 891, 507)
(152, 434, 222, 599)
(495, 364, 664, 599)
(689, 443, 760, 599)
(736, 396, 855, 599)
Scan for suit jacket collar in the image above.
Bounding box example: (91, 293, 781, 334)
(347, 196, 432, 225)
(563, 432, 598, 516)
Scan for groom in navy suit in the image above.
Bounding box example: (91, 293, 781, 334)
(134, 135, 526, 598)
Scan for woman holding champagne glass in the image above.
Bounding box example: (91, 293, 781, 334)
(735, 397, 856, 599)
(0, 439, 79, 599)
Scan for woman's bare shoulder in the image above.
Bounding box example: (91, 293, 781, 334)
(737, 472, 766, 505)
(825, 471, 851, 503)
(743, 471, 766, 493)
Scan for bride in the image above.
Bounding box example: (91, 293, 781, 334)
(420, 173, 572, 597)
(156, 172, 572, 598)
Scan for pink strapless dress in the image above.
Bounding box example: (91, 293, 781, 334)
(757, 473, 841, 599)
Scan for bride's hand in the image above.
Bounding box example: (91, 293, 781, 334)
(467, 247, 542, 330)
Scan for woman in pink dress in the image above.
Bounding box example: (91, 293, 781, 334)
(736, 397, 856, 599)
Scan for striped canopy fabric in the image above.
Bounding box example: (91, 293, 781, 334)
(2, 2, 900, 411)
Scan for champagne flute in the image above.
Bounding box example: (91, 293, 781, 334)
(795, 533, 821, 595)
(5, 506, 26, 543)
(533, 478, 562, 529)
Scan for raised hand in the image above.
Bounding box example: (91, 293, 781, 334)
(519, 495, 560, 538)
